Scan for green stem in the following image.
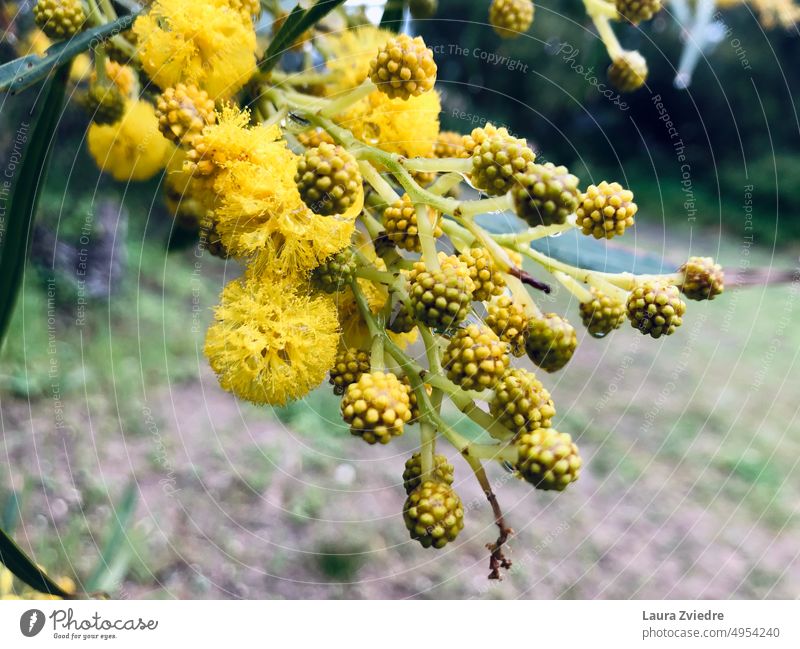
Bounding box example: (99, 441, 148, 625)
(93, 45, 108, 86)
(350, 280, 385, 369)
(586, 8, 623, 59)
(402, 157, 472, 174)
(354, 266, 397, 286)
(420, 421, 436, 476)
(415, 203, 440, 271)
(455, 193, 513, 219)
(584, 0, 619, 20)
(428, 173, 465, 197)
(98, 0, 117, 19)
(319, 79, 376, 117)
(358, 161, 399, 205)
(553, 270, 592, 303)
(492, 218, 577, 246)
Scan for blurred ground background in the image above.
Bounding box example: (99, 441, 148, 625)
(1, 0, 799, 598)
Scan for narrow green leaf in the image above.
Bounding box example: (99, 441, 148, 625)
(259, 0, 348, 73)
(0, 14, 139, 94)
(0, 526, 75, 598)
(380, 0, 406, 31)
(530, 230, 669, 275)
(477, 215, 669, 275)
(86, 483, 138, 594)
(0, 65, 70, 350)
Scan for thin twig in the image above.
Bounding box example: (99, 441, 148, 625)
(507, 265, 552, 294)
(465, 455, 513, 580)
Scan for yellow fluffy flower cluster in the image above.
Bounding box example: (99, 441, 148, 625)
(323, 26, 396, 94)
(325, 26, 441, 159)
(336, 89, 441, 159)
(133, 0, 257, 100)
(204, 273, 339, 406)
(192, 106, 361, 274)
(87, 101, 174, 181)
(189, 105, 362, 404)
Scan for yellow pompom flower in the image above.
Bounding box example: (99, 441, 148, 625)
(195, 106, 360, 273)
(133, 0, 257, 100)
(90, 60, 137, 97)
(215, 159, 358, 274)
(204, 273, 339, 406)
(87, 100, 173, 181)
(336, 89, 441, 159)
(163, 150, 214, 226)
(186, 105, 276, 177)
(323, 25, 395, 94)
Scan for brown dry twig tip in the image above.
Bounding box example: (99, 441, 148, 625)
(466, 455, 514, 580)
(508, 265, 552, 293)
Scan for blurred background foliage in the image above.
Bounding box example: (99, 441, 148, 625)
(1, 0, 799, 598)
(417, 0, 800, 242)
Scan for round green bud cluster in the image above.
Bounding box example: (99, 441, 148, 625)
(615, 0, 662, 24)
(458, 247, 506, 301)
(400, 376, 430, 424)
(383, 194, 442, 252)
(678, 256, 725, 301)
(442, 324, 510, 391)
(403, 453, 454, 494)
(105, 30, 138, 64)
(489, 0, 535, 39)
(626, 281, 687, 338)
(409, 0, 438, 19)
(329, 347, 371, 395)
(82, 84, 126, 126)
(407, 260, 474, 332)
(34, 0, 86, 40)
(403, 481, 464, 548)
(297, 128, 335, 149)
(295, 142, 362, 216)
(341, 371, 412, 444)
(369, 34, 437, 100)
(490, 368, 556, 436)
(511, 162, 581, 226)
(388, 302, 417, 334)
(156, 83, 217, 146)
(515, 428, 582, 491)
(435, 131, 469, 159)
(470, 131, 536, 196)
(485, 295, 530, 357)
(525, 313, 577, 373)
(579, 287, 626, 337)
(577, 181, 638, 240)
(608, 51, 648, 93)
(310, 250, 357, 293)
